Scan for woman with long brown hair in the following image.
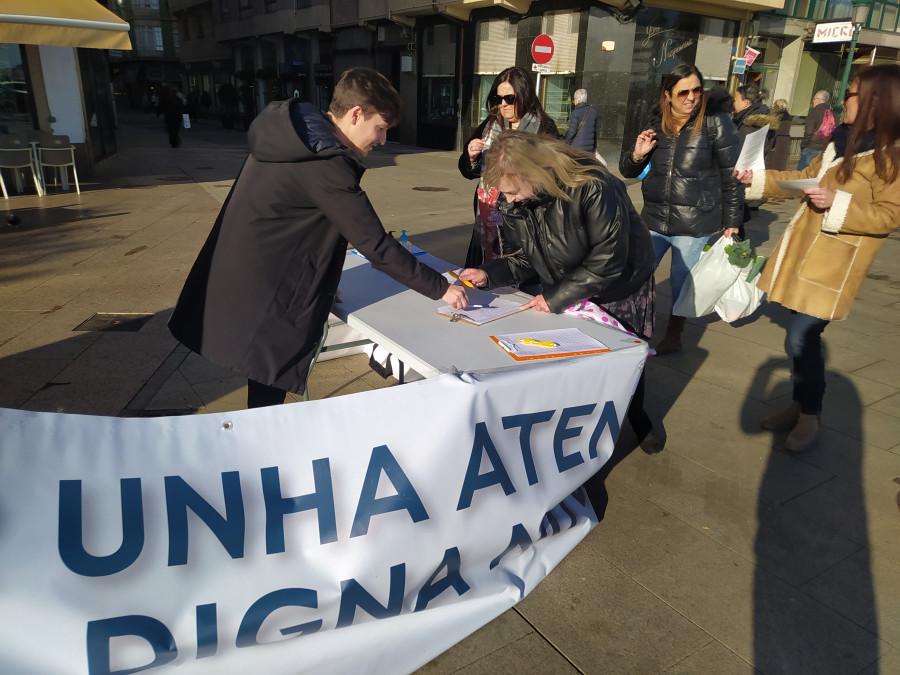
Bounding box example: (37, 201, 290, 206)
(458, 66, 558, 268)
(736, 64, 900, 452)
(620, 63, 744, 354)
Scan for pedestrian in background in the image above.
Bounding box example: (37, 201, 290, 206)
(563, 88, 597, 152)
(798, 90, 833, 170)
(160, 88, 185, 148)
(619, 63, 743, 355)
(169, 68, 467, 408)
(732, 83, 770, 142)
(767, 98, 793, 170)
(736, 64, 900, 452)
(458, 66, 558, 268)
(732, 83, 774, 237)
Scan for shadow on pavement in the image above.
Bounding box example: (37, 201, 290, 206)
(744, 352, 878, 670)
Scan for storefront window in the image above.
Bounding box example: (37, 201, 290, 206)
(473, 75, 493, 126)
(424, 76, 456, 122)
(622, 10, 703, 153)
(543, 75, 575, 131)
(0, 44, 37, 134)
(881, 4, 898, 31)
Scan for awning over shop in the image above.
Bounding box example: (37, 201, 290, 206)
(0, 0, 132, 50)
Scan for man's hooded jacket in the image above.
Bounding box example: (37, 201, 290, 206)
(169, 99, 448, 393)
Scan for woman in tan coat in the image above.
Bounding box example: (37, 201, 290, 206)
(737, 64, 900, 452)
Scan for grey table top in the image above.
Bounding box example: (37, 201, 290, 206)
(332, 250, 648, 378)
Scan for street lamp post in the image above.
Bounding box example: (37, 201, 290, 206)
(835, 1, 871, 115)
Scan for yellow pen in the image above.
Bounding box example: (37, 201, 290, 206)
(447, 269, 474, 288)
(518, 338, 558, 348)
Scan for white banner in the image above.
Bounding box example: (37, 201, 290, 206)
(0, 348, 645, 674)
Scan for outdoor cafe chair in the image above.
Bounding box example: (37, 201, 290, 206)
(38, 133, 80, 194)
(0, 133, 44, 198)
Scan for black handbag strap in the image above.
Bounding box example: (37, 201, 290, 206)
(574, 105, 593, 135)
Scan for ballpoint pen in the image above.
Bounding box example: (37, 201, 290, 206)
(446, 269, 474, 288)
(517, 338, 558, 348)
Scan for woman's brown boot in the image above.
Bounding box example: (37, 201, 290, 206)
(760, 401, 801, 431)
(653, 315, 686, 355)
(785, 413, 820, 452)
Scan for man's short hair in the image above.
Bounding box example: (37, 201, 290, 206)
(813, 90, 830, 104)
(573, 88, 588, 104)
(329, 67, 402, 127)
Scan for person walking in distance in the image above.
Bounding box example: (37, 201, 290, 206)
(798, 90, 834, 170)
(563, 89, 597, 153)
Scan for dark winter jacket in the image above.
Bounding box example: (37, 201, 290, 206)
(480, 165, 654, 314)
(619, 109, 744, 235)
(458, 115, 559, 180)
(458, 115, 559, 267)
(801, 102, 830, 151)
(169, 99, 448, 393)
(742, 108, 791, 169)
(732, 100, 769, 143)
(563, 102, 597, 152)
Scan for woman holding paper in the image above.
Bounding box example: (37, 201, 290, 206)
(458, 67, 558, 268)
(735, 64, 900, 452)
(458, 131, 663, 452)
(619, 64, 744, 354)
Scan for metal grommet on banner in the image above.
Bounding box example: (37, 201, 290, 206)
(222, 421, 233, 431)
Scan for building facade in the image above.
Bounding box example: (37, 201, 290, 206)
(755, 1, 900, 118)
(167, 0, 232, 120)
(1, 1, 132, 180)
(110, 0, 181, 109)
(165, 0, 898, 158)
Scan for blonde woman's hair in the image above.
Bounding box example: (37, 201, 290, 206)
(483, 130, 603, 202)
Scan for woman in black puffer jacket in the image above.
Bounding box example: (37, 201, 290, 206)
(620, 64, 744, 354)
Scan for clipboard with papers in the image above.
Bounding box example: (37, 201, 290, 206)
(489, 328, 611, 361)
(436, 289, 526, 326)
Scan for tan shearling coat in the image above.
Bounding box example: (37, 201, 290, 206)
(747, 143, 900, 320)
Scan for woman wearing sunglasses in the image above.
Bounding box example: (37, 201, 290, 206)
(620, 63, 744, 355)
(734, 64, 900, 452)
(458, 66, 558, 268)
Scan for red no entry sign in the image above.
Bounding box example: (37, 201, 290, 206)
(531, 34, 554, 64)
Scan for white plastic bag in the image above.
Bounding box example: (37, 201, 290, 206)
(182, 113, 191, 129)
(714, 273, 764, 322)
(672, 237, 741, 318)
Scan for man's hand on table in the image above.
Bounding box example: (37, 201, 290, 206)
(442, 285, 469, 309)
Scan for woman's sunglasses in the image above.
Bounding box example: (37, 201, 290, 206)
(674, 86, 703, 100)
(490, 94, 517, 106)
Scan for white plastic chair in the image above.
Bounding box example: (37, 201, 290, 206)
(38, 134, 80, 194)
(0, 134, 44, 198)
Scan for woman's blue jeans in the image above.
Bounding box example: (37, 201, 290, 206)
(797, 147, 821, 171)
(651, 232, 710, 314)
(786, 311, 830, 415)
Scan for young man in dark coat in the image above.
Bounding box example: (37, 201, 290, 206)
(169, 68, 468, 408)
(562, 89, 597, 152)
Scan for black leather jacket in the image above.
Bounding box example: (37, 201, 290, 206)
(619, 111, 744, 235)
(481, 167, 654, 314)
